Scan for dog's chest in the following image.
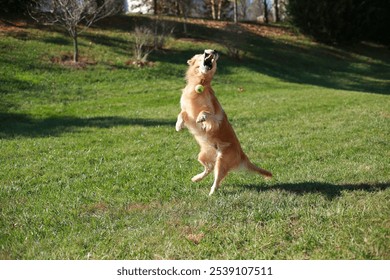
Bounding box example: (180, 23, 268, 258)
(181, 92, 214, 120)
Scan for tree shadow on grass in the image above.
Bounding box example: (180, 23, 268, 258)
(0, 113, 175, 139)
(242, 182, 390, 200)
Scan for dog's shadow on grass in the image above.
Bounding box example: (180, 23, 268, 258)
(241, 182, 390, 200)
(0, 113, 175, 139)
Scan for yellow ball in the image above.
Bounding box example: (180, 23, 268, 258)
(195, 84, 204, 93)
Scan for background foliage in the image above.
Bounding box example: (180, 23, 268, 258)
(2, 0, 389, 45)
(288, 0, 390, 44)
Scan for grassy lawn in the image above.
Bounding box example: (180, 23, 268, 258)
(0, 15, 389, 259)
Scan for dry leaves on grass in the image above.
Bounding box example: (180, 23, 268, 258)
(186, 233, 205, 245)
(182, 225, 205, 245)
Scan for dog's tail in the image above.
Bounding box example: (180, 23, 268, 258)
(243, 158, 272, 178)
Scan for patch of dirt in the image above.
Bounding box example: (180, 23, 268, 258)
(239, 22, 295, 37)
(125, 60, 155, 68)
(125, 201, 161, 212)
(83, 202, 109, 214)
(177, 37, 214, 44)
(0, 19, 31, 39)
(185, 17, 297, 38)
(125, 202, 151, 212)
(186, 18, 228, 30)
(0, 19, 29, 32)
(49, 53, 97, 69)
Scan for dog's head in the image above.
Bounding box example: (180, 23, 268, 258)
(186, 49, 219, 79)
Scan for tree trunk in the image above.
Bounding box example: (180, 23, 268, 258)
(274, 0, 280, 22)
(233, 0, 238, 23)
(153, 0, 157, 15)
(263, 0, 269, 24)
(176, 1, 180, 16)
(183, 9, 188, 34)
(210, 0, 216, 20)
(217, 0, 222, 20)
(73, 33, 79, 63)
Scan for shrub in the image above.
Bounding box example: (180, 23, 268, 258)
(133, 19, 174, 63)
(133, 26, 154, 62)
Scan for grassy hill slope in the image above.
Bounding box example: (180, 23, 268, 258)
(0, 15, 389, 259)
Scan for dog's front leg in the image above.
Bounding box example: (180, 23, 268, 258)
(196, 111, 210, 124)
(196, 111, 220, 131)
(176, 111, 188, 131)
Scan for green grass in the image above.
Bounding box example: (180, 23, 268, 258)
(0, 15, 389, 259)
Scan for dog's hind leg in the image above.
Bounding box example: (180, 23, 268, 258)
(208, 154, 228, 196)
(192, 166, 212, 182)
(192, 148, 216, 182)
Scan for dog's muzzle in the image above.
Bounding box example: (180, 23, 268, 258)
(201, 49, 218, 73)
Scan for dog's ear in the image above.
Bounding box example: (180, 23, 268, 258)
(187, 58, 195, 66)
(187, 55, 201, 66)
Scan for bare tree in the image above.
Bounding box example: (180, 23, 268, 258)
(263, 0, 269, 23)
(207, 0, 228, 20)
(210, 0, 216, 19)
(133, 26, 154, 62)
(273, 0, 280, 22)
(29, 0, 122, 63)
(233, 0, 238, 23)
(217, 0, 223, 19)
(177, 0, 192, 34)
(153, 0, 157, 15)
(133, 18, 174, 64)
(237, 0, 249, 21)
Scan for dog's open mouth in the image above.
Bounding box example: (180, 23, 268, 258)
(200, 49, 218, 73)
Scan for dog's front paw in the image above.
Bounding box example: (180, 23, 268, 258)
(176, 113, 185, 132)
(175, 119, 184, 131)
(196, 112, 208, 123)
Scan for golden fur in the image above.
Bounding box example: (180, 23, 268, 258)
(176, 50, 272, 195)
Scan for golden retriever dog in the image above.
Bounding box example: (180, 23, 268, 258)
(176, 49, 272, 195)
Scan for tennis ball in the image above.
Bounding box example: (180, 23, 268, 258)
(195, 84, 204, 93)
